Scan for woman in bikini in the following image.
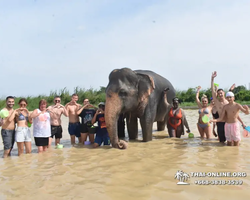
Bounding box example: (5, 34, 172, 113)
(166, 97, 190, 138)
(196, 86, 213, 139)
(8, 98, 32, 156)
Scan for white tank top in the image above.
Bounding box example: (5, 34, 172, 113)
(33, 109, 51, 137)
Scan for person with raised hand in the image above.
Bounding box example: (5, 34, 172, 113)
(211, 71, 246, 143)
(210, 92, 249, 146)
(195, 86, 213, 139)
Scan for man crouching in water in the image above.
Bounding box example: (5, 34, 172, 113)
(0, 96, 16, 158)
(210, 92, 249, 146)
(65, 94, 81, 144)
(47, 96, 68, 147)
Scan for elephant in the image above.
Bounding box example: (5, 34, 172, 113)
(105, 68, 176, 149)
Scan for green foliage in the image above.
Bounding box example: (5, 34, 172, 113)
(0, 87, 107, 111)
(175, 85, 250, 106)
(0, 85, 249, 111)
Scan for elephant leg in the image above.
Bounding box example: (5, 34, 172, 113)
(157, 121, 165, 131)
(126, 114, 138, 140)
(140, 117, 153, 142)
(118, 115, 125, 138)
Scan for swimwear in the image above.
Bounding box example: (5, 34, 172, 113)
(18, 112, 29, 121)
(225, 122, 241, 142)
(198, 108, 209, 114)
(198, 123, 210, 129)
(51, 125, 63, 139)
(1, 129, 15, 150)
(197, 108, 210, 129)
(217, 122, 226, 142)
(212, 111, 219, 119)
(68, 122, 81, 137)
(168, 108, 182, 130)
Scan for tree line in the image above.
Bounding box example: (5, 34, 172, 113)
(176, 85, 250, 103)
(0, 85, 249, 110)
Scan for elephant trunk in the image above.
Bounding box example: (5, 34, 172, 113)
(105, 93, 128, 149)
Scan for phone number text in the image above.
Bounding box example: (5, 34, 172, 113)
(194, 180, 243, 185)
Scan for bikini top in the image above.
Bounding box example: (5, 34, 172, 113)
(169, 108, 182, 119)
(198, 108, 209, 115)
(18, 112, 29, 122)
(212, 111, 219, 119)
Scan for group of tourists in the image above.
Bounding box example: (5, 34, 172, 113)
(0, 94, 110, 158)
(167, 71, 249, 146)
(1, 71, 249, 158)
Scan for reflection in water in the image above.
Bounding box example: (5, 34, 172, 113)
(0, 110, 250, 199)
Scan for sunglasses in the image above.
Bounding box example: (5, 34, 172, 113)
(55, 100, 61, 103)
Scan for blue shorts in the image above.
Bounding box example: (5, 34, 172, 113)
(94, 135, 110, 146)
(68, 122, 81, 138)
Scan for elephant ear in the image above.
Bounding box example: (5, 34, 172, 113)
(137, 73, 155, 103)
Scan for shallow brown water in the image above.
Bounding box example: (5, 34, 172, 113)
(0, 110, 250, 200)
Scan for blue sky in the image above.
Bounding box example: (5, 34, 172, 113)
(0, 0, 250, 98)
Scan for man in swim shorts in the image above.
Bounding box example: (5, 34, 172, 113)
(0, 96, 16, 158)
(47, 96, 68, 147)
(211, 72, 245, 143)
(210, 92, 249, 146)
(65, 94, 81, 144)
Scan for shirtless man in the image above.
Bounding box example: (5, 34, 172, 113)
(0, 96, 16, 158)
(47, 96, 68, 147)
(211, 71, 245, 143)
(65, 94, 81, 144)
(210, 92, 249, 146)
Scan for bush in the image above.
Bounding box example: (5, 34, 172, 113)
(1, 85, 249, 110)
(0, 86, 107, 111)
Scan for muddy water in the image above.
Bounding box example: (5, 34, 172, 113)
(0, 110, 250, 200)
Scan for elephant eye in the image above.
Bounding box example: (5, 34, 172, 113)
(119, 90, 127, 97)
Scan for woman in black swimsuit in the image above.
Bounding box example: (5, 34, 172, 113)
(210, 98, 218, 137)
